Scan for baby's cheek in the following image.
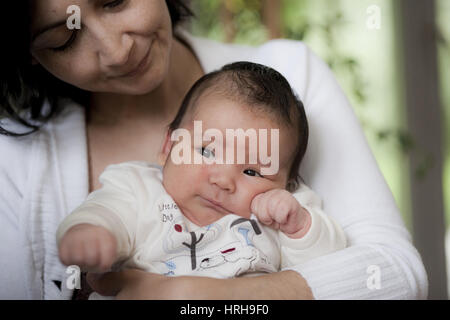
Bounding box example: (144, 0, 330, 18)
(236, 189, 260, 218)
(235, 208, 252, 219)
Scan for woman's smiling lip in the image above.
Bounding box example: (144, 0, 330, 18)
(115, 43, 152, 78)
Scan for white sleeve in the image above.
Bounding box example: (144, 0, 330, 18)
(278, 43, 427, 299)
(278, 184, 346, 269)
(56, 164, 140, 261)
(0, 136, 30, 299)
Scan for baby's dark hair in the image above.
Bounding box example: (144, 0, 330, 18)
(169, 61, 308, 192)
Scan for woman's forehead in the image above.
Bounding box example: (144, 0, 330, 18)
(30, 0, 81, 30)
(31, 0, 81, 17)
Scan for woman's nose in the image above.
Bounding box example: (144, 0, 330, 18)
(208, 166, 236, 193)
(89, 20, 134, 69)
(99, 33, 134, 69)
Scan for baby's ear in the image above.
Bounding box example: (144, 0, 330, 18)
(158, 129, 174, 166)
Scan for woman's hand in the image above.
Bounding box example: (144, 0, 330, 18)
(87, 269, 206, 299)
(87, 269, 315, 300)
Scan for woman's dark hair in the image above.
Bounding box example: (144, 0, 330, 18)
(168, 61, 309, 191)
(0, 1, 193, 137)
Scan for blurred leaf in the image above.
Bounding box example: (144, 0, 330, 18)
(344, 58, 358, 71)
(377, 130, 390, 141)
(436, 26, 449, 50)
(396, 130, 415, 153)
(284, 23, 310, 40)
(414, 153, 435, 180)
(374, 129, 415, 154)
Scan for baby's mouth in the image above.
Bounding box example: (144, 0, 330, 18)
(199, 196, 234, 215)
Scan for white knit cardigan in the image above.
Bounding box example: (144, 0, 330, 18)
(0, 31, 428, 299)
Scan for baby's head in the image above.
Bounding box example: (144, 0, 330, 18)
(159, 62, 308, 226)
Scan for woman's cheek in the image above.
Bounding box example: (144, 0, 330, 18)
(118, 0, 171, 41)
(39, 52, 96, 89)
(130, 3, 169, 36)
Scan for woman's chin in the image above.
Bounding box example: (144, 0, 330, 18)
(101, 78, 164, 96)
(116, 69, 167, 95)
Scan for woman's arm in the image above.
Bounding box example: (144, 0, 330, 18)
(0, 135, 32, 299)
(0, 169, 28, 299)
(88, 269, 314, 300)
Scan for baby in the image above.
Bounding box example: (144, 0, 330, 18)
(57, 62, 346, 287)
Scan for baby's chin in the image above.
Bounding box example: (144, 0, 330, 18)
(185, 208, 246, 227)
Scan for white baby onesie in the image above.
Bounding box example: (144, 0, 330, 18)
(57, 161, 346, 281)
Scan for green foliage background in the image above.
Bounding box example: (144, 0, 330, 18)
(438, 0, 450, 229)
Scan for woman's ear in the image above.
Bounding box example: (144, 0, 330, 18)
(158, 129, 174, 166)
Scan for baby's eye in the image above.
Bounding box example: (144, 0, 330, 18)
(198, 147, 215, 159)
(243, 169, 263, 178)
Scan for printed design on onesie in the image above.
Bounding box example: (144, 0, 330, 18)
(162, 214, 222, 271)
(197, 217, 275, 276)
(154, 208, 276, 277)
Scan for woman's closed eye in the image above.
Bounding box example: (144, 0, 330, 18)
(51, 31, 78, 52)
(103, 0, 126, 9)
(49, 0, 127, 52)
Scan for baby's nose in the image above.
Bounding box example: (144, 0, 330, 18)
(208, 165, 236, 193)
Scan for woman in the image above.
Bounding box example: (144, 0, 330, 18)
(0, 0, 427, 299)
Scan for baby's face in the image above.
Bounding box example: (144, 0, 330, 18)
(161, 92, 296, 226)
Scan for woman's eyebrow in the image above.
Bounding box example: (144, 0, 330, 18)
(32, 20, 67, 42)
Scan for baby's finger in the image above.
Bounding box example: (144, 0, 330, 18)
(83, 239, 101, 268)
(58, 241, 71, 266)
(251, 192, 273, 214)
(280, 212, 302, 235)
(258, 209, 274, 226)
(276, 202, 293, 225)
(251, 193, 268, 216)
(250, 193, 264, 214)
(267, 194, 283, 214)
(98, 237, 117, 272)
(270, 221, 280, 230)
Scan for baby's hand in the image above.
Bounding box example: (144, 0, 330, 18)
(251, 189, 312, 239)
(58, 224, 117, 272)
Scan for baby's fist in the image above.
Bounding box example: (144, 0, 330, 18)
(58, 224, 117, 272)
(251, 189, 311, 238)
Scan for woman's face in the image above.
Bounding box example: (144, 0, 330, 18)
(30, 0, 173, 95)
